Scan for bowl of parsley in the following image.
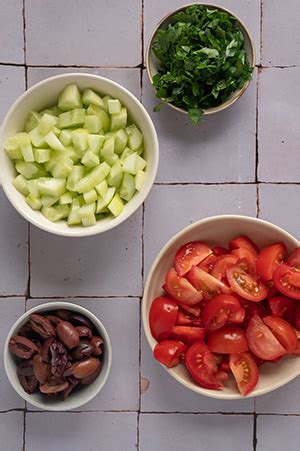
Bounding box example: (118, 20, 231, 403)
(146, 3, 255, 124)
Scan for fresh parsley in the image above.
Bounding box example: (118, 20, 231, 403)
(151, 5, 253, 123)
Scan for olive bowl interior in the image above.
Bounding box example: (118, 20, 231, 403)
(4, 302, 112, 411)
(142, 215, 300, 400)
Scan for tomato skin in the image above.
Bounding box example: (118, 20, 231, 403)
(267, 284, 279, 298)
(149, 296, 178, 341)
(213, 246, 229, 257)
(229, 235, 259, 255)
(202, 294, 245, 332)
(211, 255, 238, 282)
(293, 339, 300, 356)
(273, 265, 300, 300)
(185, 342, 224, 390)
(186, 266, 231, 300)
(256, 243, 287, 282)
(177, 303, 201, 317)
(263, 316, 297, 354)
(246, 314, 286, 361)
(198, 254, 219, 273)
(229, 353, 259, 396)
(231, 248, 257, 274)
(219, 356, 231, 373)
(268, 296, 295, 324)
(226, 265, 268, 302)
(163, 268, 203, 305)
(176, 309, 202, 327)
(207, 326, 248, 354)
(295, 306, 300, 331)
(287, 248, 300, 269)
(153, 340, 187, 368)
(171, 326, 205, 346)
(242, 300, 267, 328)
(174, 241, 212, 277)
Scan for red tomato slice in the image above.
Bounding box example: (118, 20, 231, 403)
(268, 296, 295, 324)
(246, 314, 286, 360)
(176, 309, 202, 327)
(153, 340, 187, 368)
(198, 254, 219, 273)
(256, 243, 287, 282)
(186, 266, 231, 300)
(207, 326, 248, 354)
(213, 246, 229, 257)
(293, 339, 300, 356)
(229, 353, 259, 396)
(273, 265, 300, 300)
(295, 306, 300, 331)
(267, 283, 279, 298)
(263, 316, 297, 354)
(211, 255, 238, 282)
(242, 300, 267, 328)
(177, 303, 201, 317)
(174, 241, 212, 276)
(229, 235, 259, 255)
(202, 294, 245, 332)
(163, 268, 203, 305)
(219, 356, 231, 373)
(171, 326, 205, 346)
(231, 248, 257, 274)
(226, 265, 268, 302)
(185, 342, 224, 390)
(287, 248, 300, 269)
(149, 296, 178, 341)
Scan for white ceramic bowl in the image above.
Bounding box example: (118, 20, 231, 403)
(4, 302, 112, 411)
(142, 215, 300, 399)
(0, 73, 159, 237)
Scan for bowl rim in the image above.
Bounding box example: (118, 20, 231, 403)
(145, 2, 256, 115)
(142, 214, 300, 400)
(3, 301, 112, 411)
(0, 73, 159, 237)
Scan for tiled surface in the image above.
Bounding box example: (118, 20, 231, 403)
(1, 1, 300, 450)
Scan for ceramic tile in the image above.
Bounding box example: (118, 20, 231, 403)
(255, 378, 300, 414)
(0, 0, 24, 63)
(257, 415, 300, 451)
(0, 65, 25, 121)
(0, 412, 23, 451)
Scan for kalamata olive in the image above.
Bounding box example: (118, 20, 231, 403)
(30, 314, 56, 340)
(75, 326, 92, 339)
(18, 322, 40, 341)
(80, 362, 102, 385)
(17, 362, 38, 394)
(32, 354, 50, 384)
(56, 321, 80, 349)
(71, 341, 94, 360)
(73, 357, 100, 379)
(49, 340, 68, 377)
(63, 376, 79, 399)
(63, 362, 76, 377)
(90, 336, 104, 356)
(40, 380, 69, 394)
(46, 315, 62, 326)
(55, 309, 71, 320)
(68, 314, 93, 330)
(17, 359, 34, 376)
(41, 337, 55, 362)
(9, 336, 39, 359)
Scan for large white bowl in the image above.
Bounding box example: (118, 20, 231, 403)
(4, 302, 112, 411)
(142, 215, 300, 399)
(0, 73, 159, 237)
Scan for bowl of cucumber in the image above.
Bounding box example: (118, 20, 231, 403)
(0, 73, 159, 236)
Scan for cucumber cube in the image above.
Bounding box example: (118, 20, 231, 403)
(108, 99, 122, 114)
(19, 133, 34, 162)
(96, 187, 115, 213)
(26, 194, 42, 210)
(101, 137, 118, 165)
(58, 84, 82, 111)
(83, 189, 98, 204)
(71, 129, 88, 152)
(102, 95, 112, 113)
(107, 193, 124, 217)
(126, 124, 143, 150)
(59, 192, 73, 205)
(29, 127, 47, 148)
(75, 163, 110, 193)
(44, 131, 65, 152)
(15, 161, 45, 179)
(82, 214, 97, 227)
(41, 195, 59, 207)
(52, 157, 73, 178)
(120, 146, 133, 163)
(59, 130, 72, 146)
(42, 205, 70, 222)
(68, 204, 81, 226)
(5, 134, 23, 160)
(82, 89, 104, 108)
(114, 128, 128, 154)
(41, 106, 62, 117)
(107, 161, 122, 188)
(37, 113, 57, 136)
(84, 115, 102, 133)
(13, 175, 29, 195)
(58, 109, 86, 129)
(34, 147, 51, 163)
(81, 150, 99, 168)
(87, 105, 110, 132)
(95, 180, 108, 198)
(79, 202, 96, 222)
(110, 107, 127, 132)
(135, 154, 147, 172)
(67, 165, 85, 191)
(64, 146, 79, 163)
(122, 153, 137, 174)
(87, 134, 105, 153)
(27, 179, 40, 197)
(24, 111, 41, 133)
(120, 173, 136, 201)
(135, 170, 146, 191)
(38, 178, 66, 197)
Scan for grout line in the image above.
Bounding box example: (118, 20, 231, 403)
(141, 0, 145, 67)
(255, 67, 260, 184)
(137, 411, 140, 451)
(26, 224, 31, 297)
(154, 181, 300, 186)
(22, 0, 26, 66)
(22, 411, 26, 451)
(253, 413, 257, 451)
(256, 184, 260, 218)
(260, 1, 263, 66)
(24, 295, 141, 300)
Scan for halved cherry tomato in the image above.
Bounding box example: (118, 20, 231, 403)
(185, 342, 225, 389)
(174, 241, 212, 276)
(226, 265, 268, 302)
(273, 265, 300, 300)
(198, 254, 219, 273)
(246, 314, 286, 360)
(176, 309, 202, 327)
(229, 353, 258, 396)
(211, 255, 238, 283)
(213, 246, 229, 257)
(263, 316, 297, 354)
(163, 268, 203, 305)
(256, 243, 287, 282)
(229, 235, 259, 255)
(295, 306, 300, 331)
(267, 283, 278, 298)
(231, 248, 257, 274)
(242, 300, 266, 328)
(202, 294, 245, 332)
(149, 296, 178, 341)
(219, 356, 231, 373)
(287, 248, 300, 269)
(177, 303, 201, 317)
(268, 296, 295, 324)
(153, 340, 187, 368)
(171, 326, 205, 346)
(207, 326, 248, 354)
(186, 266, 231, 299)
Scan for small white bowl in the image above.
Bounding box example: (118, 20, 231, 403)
(4, 302, 112, 411)
(0, 73, 159, 237)
(142, 215, 300, 399)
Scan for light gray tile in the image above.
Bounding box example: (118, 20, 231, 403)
(0, 65, 25, 121)
(0, 412, 23, 451)
(25, 0, 141, 66)
(140, 413, 253, 451)
(144, 0, 260, 64)
(0, 0, 24, 63)
(26, 412, 137, 451)
(30, 208, 142, 297)
(27, 297, 139, 411)
(0, 192, 28, 296)
(0, 298, 25, 410)
(142, 70, 256, 183)
(259, 184, 300, 240)
(262, 0, 300, 66)
(27, 67, 141, 99)
(144, 184, 257, 276)
(255, 377, 300, 414)
(258, 68, 300, 182)
(257, 415, 300, 451)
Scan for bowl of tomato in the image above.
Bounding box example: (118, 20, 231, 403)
(142, 215, 300, 399)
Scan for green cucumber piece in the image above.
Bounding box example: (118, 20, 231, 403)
(44, 131, 65, 152)
(95, 180, 108, 198)
(29, 127, 48, 148)
(41, 195, 59, 207)
(18, 133, 34, 162)
(59, 130, 72, 146)
(114, 128, 128, 154)
(108, 99, 122, 114)
(101, 137, 118, 166)
(34, 147, 51, 163)
(110, 107, 127, 132)
(102, 95, 112, 113)
(87, 105, 110, 132)
(122, 153, 137, 174)
(107, 193, 124, 217)
(87, 134, 105, 154)
(71, 129, 88, 152)
(79, 202, 96, 226)
(38, 178, 66, 197)
(120, 173, 135, 201)
(58, 109, 86, 129)
(120, 146, 133, 163)
(26, 194, 42, 210)
(59, 192, 73, 205)
(135, 170, 146, 191)
(96, 187, 115, 213)
(83, 189, 98, 204)
(63, 146, 79, 163)
(84, 115, 102, 133)
(107, 161, 122, 188)
(27, 179, 40, 197)
(5, 134, 23, 160)
(135, 154, 147, 172)
(41, 106, 62, 117)
(58, 84, 82, 111)
(75, 162, 110, 193)
(37, 113, 57, 136)
(68, 204, 81, 226)
(13, 175, 29, 195)
(82, 88, 104, 107)
(126, 124, 143, 150)
(15, 161, 46, 179)
(81, 150, 100, 168)
(52, 157, 73, 178)
(24, 111, 41, 133)
(42, 205, 70, 222)
(66, 165, 85, 191)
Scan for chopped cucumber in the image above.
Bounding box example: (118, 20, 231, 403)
(135, 170, 146, 191)
(101, 137, 118, 165)
(135, 154, 147, 172)
(120, 173, 135, 201)
(15, 161, 45, 179)
(59, 192, 73, 205)
(34, 147, 51, 163)
(41, 195, 59, 207)
(111, 107, 127, 132)
(82, 89, 104, 108)
(81, 150, 99, 168)
(75, 162, 110, 193)
(108, 99, 122, 114)
(44, 131, 65, 152)
(52, 157, 73, 178)
(107, 193, 124, 217)
(114, 128, 128, 154)
(79, 202, 96, 227)
(120, 146, 133, 163)
(58, 109, 86, 129)
(59, 130, 72, 146)
(13, 175, 29, 195)
(67, 165, 85, 191)
(71, 129, 88, 152)
(27, 179, 40, 197)
(29, 127, 47, 148)
(87, 105, 110, 132)
(37, 113, 57, 136)
(18, 133, 34, 162)
(83, 189, 98, 204)
(41, 106, 62, 117)
(95, 180, 108, 198)
(25, 111, 41, 133)
(96, 187, 115, 213)
(87, 134, 105, 153)
(38, 178, 66, 197)
(5, 134, 23, 160)
(107, 161, 122, 188)
(42, 205, 70, 221)
(26, 194, 42, 210)
(84, 115, 102, 133)
(68, 203, 81, 226)
(102, 95, 112, 113)
(126, 124, 143, 150)
(58, 84, 82, 111)
(122, 153, 137, 174)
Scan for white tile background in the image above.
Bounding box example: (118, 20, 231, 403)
(1, 0, 300, 450)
